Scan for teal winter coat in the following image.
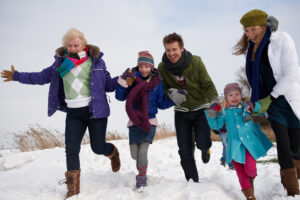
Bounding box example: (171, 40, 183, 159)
(205, 102, 273, 164)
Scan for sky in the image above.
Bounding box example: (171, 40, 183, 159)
(0, 139, 289, 200)
(0, 0, 300, 138)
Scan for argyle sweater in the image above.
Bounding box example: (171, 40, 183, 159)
(63, 58, 92, 108)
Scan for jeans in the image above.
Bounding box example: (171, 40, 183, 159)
(219, 133, 234, 167)
(175, 109, 212, 182)
(65, 106, 113, 171)
(219, 133, 227, 162)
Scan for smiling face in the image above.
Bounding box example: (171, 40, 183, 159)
(244, 25, 265, 43)
(66, 37, 85, 54)
(226, 90, 242, 106)
(164, 41, 184, 63)
(138, 65, 151, 78)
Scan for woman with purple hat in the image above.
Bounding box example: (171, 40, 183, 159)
(115, 51, 174, 189)
(234, 9, 300, 197)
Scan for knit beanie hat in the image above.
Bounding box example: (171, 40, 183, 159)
(240, 9, 268, 28)
(137, 51, 154, 68)
(224, 82, 241, 96)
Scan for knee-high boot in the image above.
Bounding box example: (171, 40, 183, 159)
(280, 168, 300, 196)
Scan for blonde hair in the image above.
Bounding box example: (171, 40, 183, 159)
(62, 28, 87, 48)
(219, 93, 250, 115)
(233, 25, 267, 56)
(233, 33, 248, 55)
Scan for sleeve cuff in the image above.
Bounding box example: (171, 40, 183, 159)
(12, 71, 20, 81)
(270, 91, 279, 99)
(117, 77, 128, 88)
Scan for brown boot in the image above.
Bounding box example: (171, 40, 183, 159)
(242, 187, 256, 200)
(293, 159, 300, 179)
(280, 168, 300, 196)
(60, 169, 80, 199)
(106, 144, 120, 172)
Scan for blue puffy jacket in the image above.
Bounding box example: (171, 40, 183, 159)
(115, 70, 173, 119)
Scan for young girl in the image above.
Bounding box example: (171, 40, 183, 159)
(115, 51, 174, 189)
(205, 82, 273, 200)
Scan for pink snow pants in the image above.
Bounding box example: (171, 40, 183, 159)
(232, 150, 257, 190)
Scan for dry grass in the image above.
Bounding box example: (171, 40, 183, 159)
(14, 124, 65, 152)
(106, 131, 125, 141)
(10, 119, 276, 152)
(13, 124, 108, 152)
(154, 123, 176, 140)
(153, 122, 276, 143)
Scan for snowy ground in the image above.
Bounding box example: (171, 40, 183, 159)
(0, 137, 299, 200)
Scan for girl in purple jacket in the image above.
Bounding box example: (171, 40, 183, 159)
(1, 28, 120, 199)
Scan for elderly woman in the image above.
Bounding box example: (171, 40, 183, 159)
(234, 9, 300, 197)
(1, 28, 121, 199)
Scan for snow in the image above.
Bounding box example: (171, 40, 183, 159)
(0, 138, 299, 200)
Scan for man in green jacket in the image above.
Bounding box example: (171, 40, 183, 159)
(158, 32, 218, 182)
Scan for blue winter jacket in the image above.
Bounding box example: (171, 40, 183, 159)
(13, 45, 118, 119)
(115, 71, 174, 119)
(205, 102, 273, 164)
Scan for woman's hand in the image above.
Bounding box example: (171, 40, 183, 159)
(258, 95, 272, 114)
(1, 65, 15, 82)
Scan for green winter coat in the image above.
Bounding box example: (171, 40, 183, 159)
(158, 55, 218, 111)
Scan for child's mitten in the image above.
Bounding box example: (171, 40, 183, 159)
(207, 102, 221, 118)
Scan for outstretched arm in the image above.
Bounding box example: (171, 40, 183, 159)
(1, 65, 53, 85)
(1, 65, 15, 82)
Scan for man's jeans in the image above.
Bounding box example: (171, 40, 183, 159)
(175, 109, 212, 182)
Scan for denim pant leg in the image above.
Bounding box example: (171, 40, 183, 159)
(219, 133, 227, 162)
(175, 111, 199, 182)
(65, 107, 88, 171)
(88, 117, 113, 156)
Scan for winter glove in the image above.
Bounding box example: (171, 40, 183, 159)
(120, 68, 136, 86)
(241, 101, 255, 113)
(1, 65, 15, 82)
(267, 16, 279, 32)
(206, 101, 221, 119)
(258, 95, 272, 114)
(167, 88, 187, 106)
(241, 101, 255, 122)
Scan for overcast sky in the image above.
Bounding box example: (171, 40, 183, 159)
(1, 0, 300, 136)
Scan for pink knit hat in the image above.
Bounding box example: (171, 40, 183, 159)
(137, 51, 154, 68)
(224, 82, 241, 96)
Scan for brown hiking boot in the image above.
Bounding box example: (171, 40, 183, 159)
(293, 159, 300, 179)
(106, 144, 121, 172)
(242, 187, 256, 200)
(59, 169, 80, 199)
(280, 168, 300, 196)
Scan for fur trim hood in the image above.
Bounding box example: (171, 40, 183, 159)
(55, 44, 101, 59)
